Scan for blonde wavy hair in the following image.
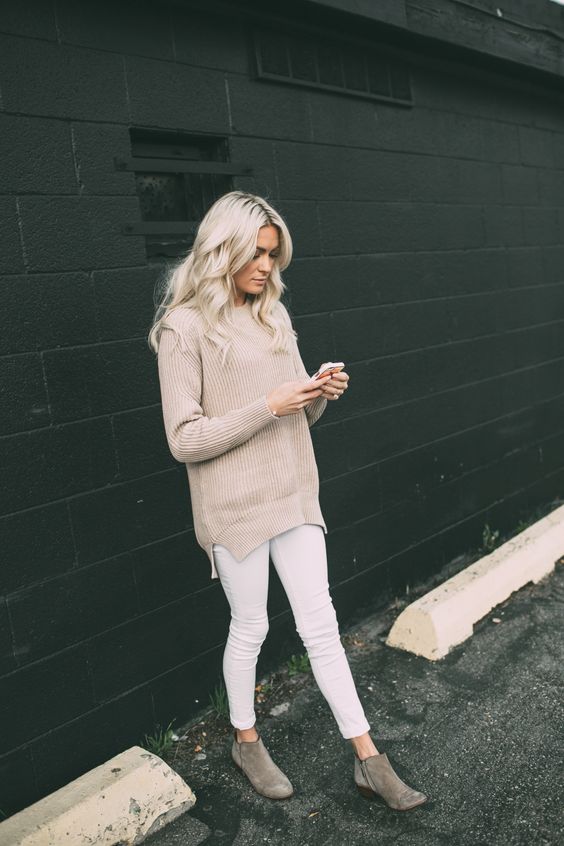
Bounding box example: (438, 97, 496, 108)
(147, 191, 297, 364)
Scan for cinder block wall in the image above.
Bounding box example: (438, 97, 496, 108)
(1, 0, 563, 816)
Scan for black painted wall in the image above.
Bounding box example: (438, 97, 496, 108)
(1, 0, 563, 817)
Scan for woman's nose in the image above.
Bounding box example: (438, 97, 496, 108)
(258, 256, 272, 272)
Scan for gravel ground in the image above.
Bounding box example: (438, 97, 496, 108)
(145, 557, 564, 846)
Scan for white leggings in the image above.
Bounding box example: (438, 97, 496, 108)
(212, 523, 371, 740)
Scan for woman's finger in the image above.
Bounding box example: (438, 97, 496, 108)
(303, 375, 332, 393)
(324, 378, 348, 390)
(322, 386, 344, 399)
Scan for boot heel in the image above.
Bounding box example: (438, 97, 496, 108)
(356, 784, 375, 799)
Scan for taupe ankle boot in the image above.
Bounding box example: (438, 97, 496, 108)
(231, 729, 294, 799)
(354, 752, 428, 810)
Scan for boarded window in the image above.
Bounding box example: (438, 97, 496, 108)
(253, 28, 412, 106)
(117, 130, 252, 262)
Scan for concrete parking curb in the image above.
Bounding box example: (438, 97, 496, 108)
(386, 503, 564, 660)
(0, 745, 197, 846)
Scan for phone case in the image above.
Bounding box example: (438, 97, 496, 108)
(310, 361, 345, 380)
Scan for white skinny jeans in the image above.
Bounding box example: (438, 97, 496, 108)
(212, 523, 371, 739)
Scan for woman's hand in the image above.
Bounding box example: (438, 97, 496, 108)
(266, 374, 332, 417)
(319, 370, 349, 400)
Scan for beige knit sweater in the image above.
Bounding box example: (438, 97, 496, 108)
(157, 298, 328, 579)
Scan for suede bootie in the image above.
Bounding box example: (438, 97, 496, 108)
(231, 729, 294, 799)
(354, 751, 428, 811)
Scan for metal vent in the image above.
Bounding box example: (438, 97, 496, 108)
(253, 29, 412, 106)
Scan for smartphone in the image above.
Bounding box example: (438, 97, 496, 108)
(310, 361, 345, 381)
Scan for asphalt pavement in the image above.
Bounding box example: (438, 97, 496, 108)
(145, 560, 564, 846)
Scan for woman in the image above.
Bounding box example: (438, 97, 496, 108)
(149, 191, 427, 811)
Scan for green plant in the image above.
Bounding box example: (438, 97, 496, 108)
(208, 679, 229, 718)
(287, 652, 311, 676)
(482, 522, 500, 552)
(254, 679, 273, 703)
(516, 518, 530, 533)
(142, 719, 176, 757)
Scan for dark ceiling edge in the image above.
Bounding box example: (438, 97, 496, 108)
(160, 0, 564, 98)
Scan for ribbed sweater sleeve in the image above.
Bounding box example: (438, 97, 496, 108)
(157, 321, 277, 463)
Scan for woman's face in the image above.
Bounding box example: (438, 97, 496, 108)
(232, 225, 280, 304)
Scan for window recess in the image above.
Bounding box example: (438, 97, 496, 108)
(252, 27, 413, 106)
(119, 129, 253, 262)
